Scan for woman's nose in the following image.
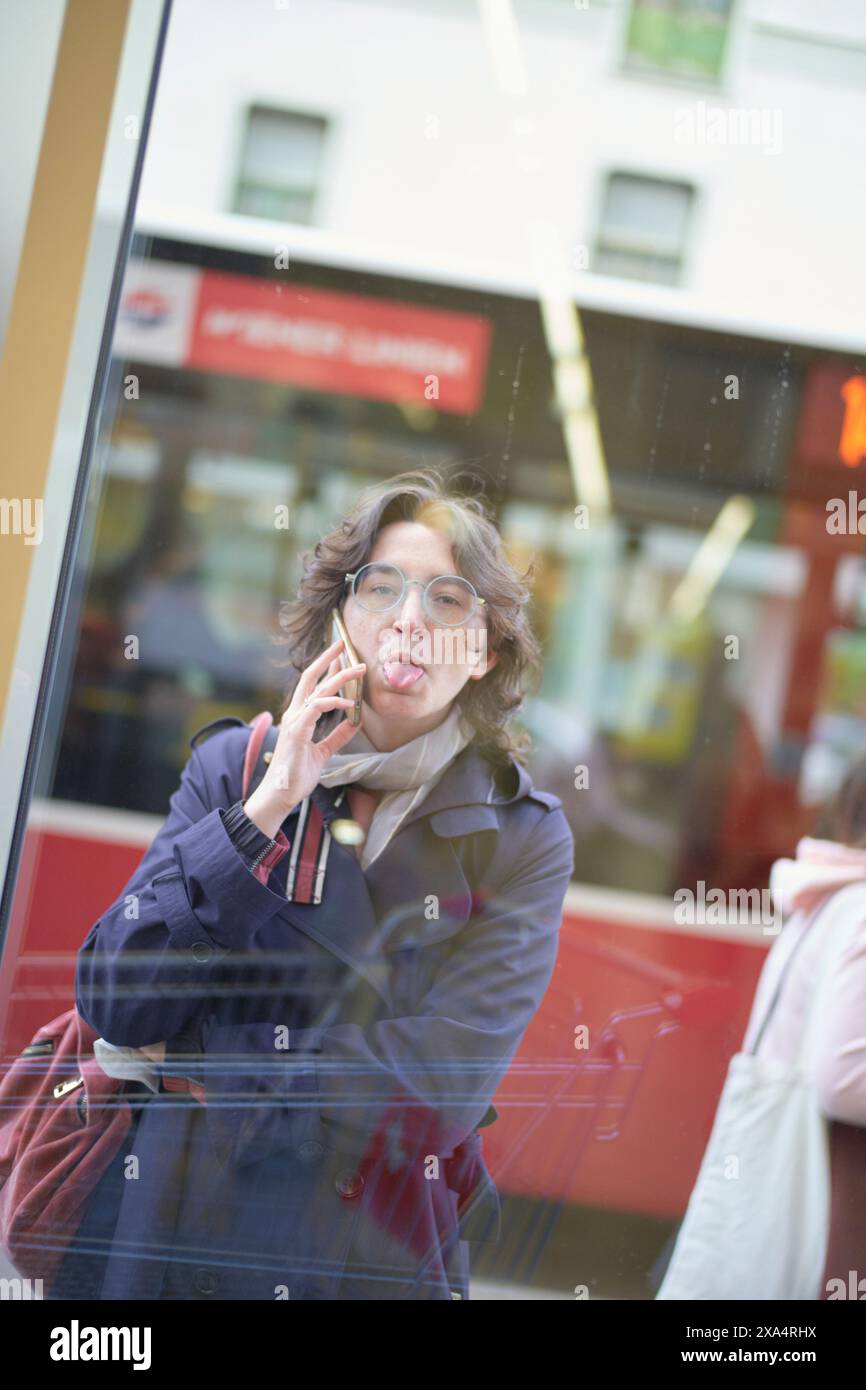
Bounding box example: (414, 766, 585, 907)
(393, 585, 426, 629)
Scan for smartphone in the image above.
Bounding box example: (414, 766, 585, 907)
(331, 608, 364, 725)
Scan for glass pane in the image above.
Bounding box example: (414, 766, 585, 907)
(603, 173, 694, 247)
(356, 563, 403, 608)
(624, 0, 733, 82)
(243, 108, 325, 184)
(427, 575, 475, 620)
(3, 0, 864, 1327)
(235, 180, 315, 223)
(593, 246, 682, 285)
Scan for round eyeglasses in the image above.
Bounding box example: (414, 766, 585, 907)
(345, 563, 486, 627)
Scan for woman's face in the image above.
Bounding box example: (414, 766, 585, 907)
(341, 520, 497, 745)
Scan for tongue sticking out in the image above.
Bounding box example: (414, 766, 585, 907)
(383, 662, 425, 691)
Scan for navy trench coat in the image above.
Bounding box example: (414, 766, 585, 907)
(60, 716, 574, 1301)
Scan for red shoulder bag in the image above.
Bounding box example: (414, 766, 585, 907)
(0, 712, 274, 1287)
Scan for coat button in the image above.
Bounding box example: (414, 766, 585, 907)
(193, 1267, 218, 1295)
(296, 1140, 326, 1163)
(334, 1167, 365, 1200)
(191, 941, 213, 963)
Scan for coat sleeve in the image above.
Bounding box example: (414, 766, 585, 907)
(812, 915, 866, 1126)
(207, 807, 575, 1162)
(75, 728, 294, 1048)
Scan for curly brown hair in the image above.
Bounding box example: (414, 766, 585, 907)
(271, 469, 542, 766)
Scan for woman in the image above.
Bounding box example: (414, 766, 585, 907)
(759, 760, 866, 1300)
(654, 754, 866, 1301)
(61, 469, 574, 1301)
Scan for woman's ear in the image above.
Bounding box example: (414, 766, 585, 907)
(468, 645, 498, 680)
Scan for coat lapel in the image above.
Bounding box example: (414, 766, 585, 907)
(271, 745, 531, 1000)
(276, 782, 394, 1007)
(392, 743, 532, 834)
(363, 828, 475, 952)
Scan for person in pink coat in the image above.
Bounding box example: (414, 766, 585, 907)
(747, 759, 866, 1299)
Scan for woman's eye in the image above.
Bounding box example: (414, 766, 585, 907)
(433, 593, 459, 606)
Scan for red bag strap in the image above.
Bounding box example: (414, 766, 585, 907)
(242, 711, 274, 800)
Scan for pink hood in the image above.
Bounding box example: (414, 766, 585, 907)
(770, 836, 866, 918)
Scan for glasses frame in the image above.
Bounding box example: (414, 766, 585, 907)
(344, 563, 487, 627)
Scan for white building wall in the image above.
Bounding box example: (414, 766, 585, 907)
(137, 0, 866, 345)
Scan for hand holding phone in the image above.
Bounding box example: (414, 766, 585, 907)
(242, 633, 366, 838)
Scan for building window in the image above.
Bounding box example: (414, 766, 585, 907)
(623, 0, 733, 84)
(233, 106, 327, 224)
(594, 172, 694, 286)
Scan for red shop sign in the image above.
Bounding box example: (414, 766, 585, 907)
(187, 271, 492, 414)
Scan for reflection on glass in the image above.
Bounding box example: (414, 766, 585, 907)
(4, 0, 865, 1306)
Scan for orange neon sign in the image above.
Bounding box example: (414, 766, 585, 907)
(839, 375, 866, 467)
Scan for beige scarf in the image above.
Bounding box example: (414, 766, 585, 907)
(318, 702, 474, 869)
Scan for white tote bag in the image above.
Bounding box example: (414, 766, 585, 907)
(656, 884, 864, 1301)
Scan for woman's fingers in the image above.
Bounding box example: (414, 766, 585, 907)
(296, 638, 345, 700)
(313, 661, 366, 699)
(311, 656, 342, 696)
(304, 636, 348, 686)
(297, 695, 356, 725)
